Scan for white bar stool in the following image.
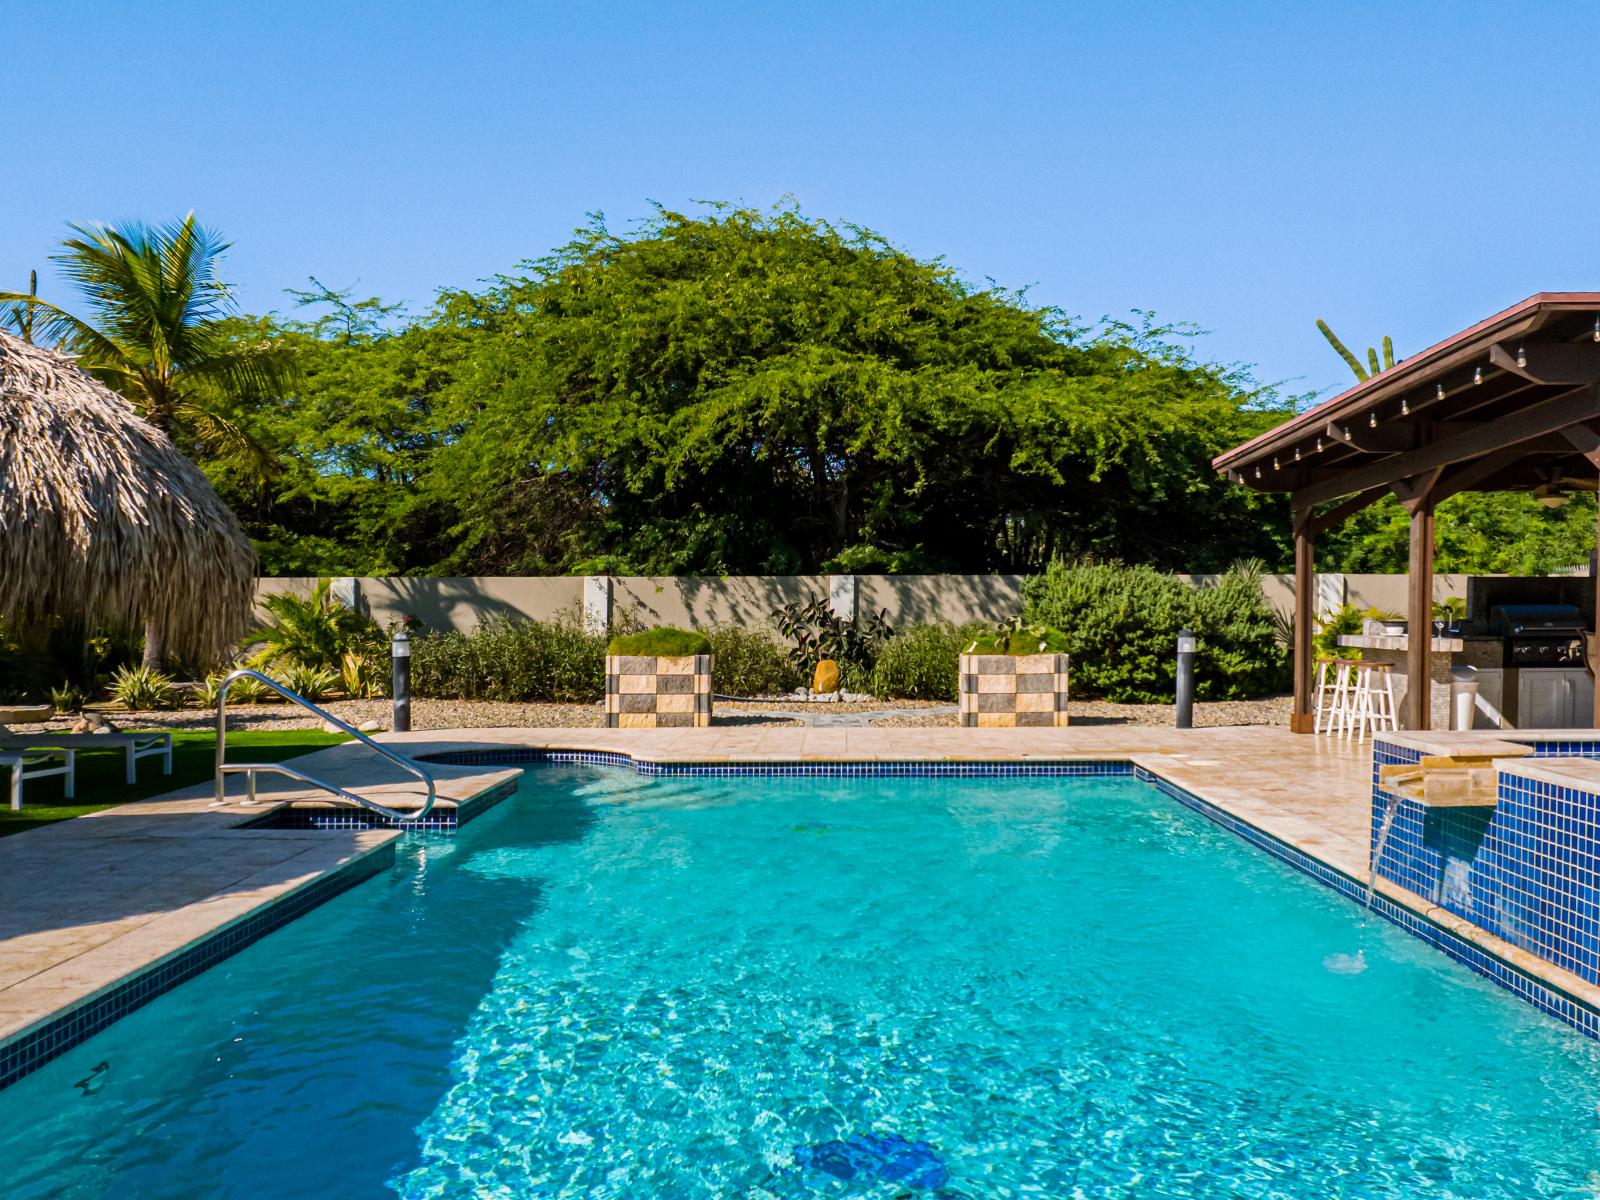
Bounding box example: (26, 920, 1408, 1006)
(1347, 661, 1399, 740)
(1314, 658, 1358, 735)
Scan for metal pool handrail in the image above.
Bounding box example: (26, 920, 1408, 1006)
(214, 668, 437, 823)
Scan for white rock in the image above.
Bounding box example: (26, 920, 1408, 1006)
(320, 719, 344, 734)
(358, 718, 385, 733)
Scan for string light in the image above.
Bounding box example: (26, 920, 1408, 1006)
(1436, 383, 1445, 400)
(1401, 398, 1409, 415)
(1368, 412, 1377, 428)
(1593, 314, 1599, 343)
(1517, 342, 1528, 368)
(1294, 447, 1302, 462)
(1474, 367, 1483, 385)
(1316, 436, 1324, 453)
(1254, 466, 1261, 479)
(1273, 457, 1281, 470)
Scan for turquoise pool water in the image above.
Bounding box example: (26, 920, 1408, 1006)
(5, 765, 1600, 1198)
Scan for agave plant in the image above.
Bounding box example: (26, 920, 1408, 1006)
(107, 664, 177, 710)
(251, 578, 381, 673)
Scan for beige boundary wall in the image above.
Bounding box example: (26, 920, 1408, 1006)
(256, 572, 1474, 636)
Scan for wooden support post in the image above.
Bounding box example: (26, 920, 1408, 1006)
(1407, 500, 1436, 730)
(1291, 510, 1316, 733)
(1594, 487, 1600, 729)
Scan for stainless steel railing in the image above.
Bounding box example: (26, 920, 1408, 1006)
(214, 668, 436, 823)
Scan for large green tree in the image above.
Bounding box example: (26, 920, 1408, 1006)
(426, 204, 1289, 575)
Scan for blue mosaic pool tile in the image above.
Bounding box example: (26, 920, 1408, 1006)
(423, 749, 1134, 779)
(243, 775, 518, 832)
(0, 842, 396, 1091)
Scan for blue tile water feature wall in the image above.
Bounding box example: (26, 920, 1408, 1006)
(1371, 736, 1600, 992)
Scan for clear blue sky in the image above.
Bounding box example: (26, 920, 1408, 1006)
(6, 2, 1598, 401)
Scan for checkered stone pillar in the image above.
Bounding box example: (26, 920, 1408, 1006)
(606, 654, 714, 728)
(959, 653, 1070, 728)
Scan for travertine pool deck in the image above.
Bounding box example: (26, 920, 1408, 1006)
(7, 721, 1586, 1087)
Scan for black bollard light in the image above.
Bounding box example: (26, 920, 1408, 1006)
(392, 630, 412, 733)
(1175, 628, 1197, 729)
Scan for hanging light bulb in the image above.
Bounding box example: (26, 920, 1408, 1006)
(1436, 383, 1445, 400)
(1254, 466, 1261, 479)
(1343, 426, 1353, 441)
(1294, 447, 1302, 462)
(1316, 436, 1324, 453)
(1368, 412, 1377, 428)
(1517, 342, 1528, 368)
(1401, 398, 1409, 415)
(1273, 456, 1281, 470)
(1474, 367, 1483, 385)
(1593, 314, 1600, 343)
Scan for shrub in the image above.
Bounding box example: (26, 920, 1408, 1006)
(868, 623, 985, 700)
(1021, 559, 1287, 702)
(252, 578, 383, 672)
(274, 663, 340, 703)
(107, 664, 177, 710)
(411, 619, 606, 703)
(606, 628, 712, 656)
(49, 681, 89, 714)
(341, 650, 387, 700)
(772, 596, 894, 676)
(706, 626, 801, 696)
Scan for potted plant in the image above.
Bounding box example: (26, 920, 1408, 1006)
(959, 618, 1070, 728)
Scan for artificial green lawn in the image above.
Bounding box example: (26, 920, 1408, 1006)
(0, 729, 350, 838)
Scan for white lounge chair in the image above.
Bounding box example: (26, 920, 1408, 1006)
(2, 749, 75, 810)
(0, 731, 172, 785)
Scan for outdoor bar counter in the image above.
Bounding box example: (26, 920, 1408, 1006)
(1338, 632, 1592, 730)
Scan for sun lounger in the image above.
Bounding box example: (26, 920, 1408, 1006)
(2, 749, 75, 810)
(0, 731, 172, 786)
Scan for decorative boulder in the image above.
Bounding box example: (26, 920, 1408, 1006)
(813, 658, 841, 694)
(605, 628, 714, 728)
(959, 650, 1070, 728)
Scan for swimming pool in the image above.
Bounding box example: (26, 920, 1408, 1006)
(5, 763, 1600, 1197)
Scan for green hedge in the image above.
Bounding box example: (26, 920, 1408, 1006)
(410, 620, 606, 702)
(1021, 560, 1286, 702)
(706, 626, 803, 696)
(867, 623, 985, 700)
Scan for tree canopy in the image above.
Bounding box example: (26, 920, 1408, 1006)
(150, 202, 1593, 579)
(214, 204, 1294, 576)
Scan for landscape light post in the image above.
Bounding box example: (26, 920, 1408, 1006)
(1175, 629, 1197, 729)
(392, 630, 411, 733)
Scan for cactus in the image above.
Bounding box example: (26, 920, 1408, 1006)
(1317, 318, 1398, 382)
(1316, 318, 1368, 381)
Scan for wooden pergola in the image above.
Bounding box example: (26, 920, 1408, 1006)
(1214, 292, 1600, 733)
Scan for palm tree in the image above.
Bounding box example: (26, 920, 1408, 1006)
(0, 214, 298, 665)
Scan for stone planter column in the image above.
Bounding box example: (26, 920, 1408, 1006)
(959, 653, 1070, 728)
(606, 654, 713, 728)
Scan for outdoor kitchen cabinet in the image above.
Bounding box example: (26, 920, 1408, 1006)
(1515, 668, 1594, 729)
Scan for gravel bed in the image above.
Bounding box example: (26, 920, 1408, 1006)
(40, 694, 1290, 734)
(872, 696, 1293, 728)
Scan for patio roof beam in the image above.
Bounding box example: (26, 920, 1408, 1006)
(1489, 342, 1600, 387)
(1290, 383, 1600, 509)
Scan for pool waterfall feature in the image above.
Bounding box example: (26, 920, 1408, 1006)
(1368, 733, 1600, 1037)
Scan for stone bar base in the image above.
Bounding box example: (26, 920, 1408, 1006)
(606, 654, 713, 728)
(959, 653, 1070, 728)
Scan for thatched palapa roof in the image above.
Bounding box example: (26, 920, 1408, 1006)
(0, 330, 255, 660)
